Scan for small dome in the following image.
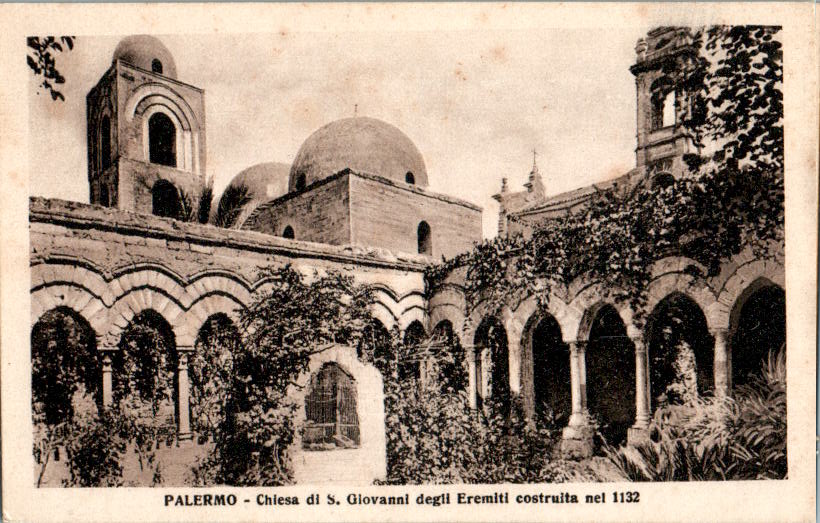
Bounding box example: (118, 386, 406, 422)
(214, 162, 290, 228)
(228, 162, 291, 200)
(289, 117, 428, 191)
(113, 35, 177, 79)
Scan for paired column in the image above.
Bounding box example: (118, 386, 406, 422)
(561, 340, 593, 458)
(712, 328, 731, 396)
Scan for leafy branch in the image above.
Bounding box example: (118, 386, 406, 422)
(27, 36, 75, 101)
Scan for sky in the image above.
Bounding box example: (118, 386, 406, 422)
(28, 28, 649, 238)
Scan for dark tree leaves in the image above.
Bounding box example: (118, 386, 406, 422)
(27, 36, 75, 101)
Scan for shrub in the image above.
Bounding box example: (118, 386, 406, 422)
(604, 345, 786, 481)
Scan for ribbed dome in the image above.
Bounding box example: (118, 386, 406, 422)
(289, 117, 428, 192)
(113, 35, 177, 79)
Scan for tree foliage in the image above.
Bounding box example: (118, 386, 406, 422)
(425, 26, 783, 328)
(27, 36, 75, 101)
(191, 266, 377, 485)
(214, 183, 253, 228)
(604, 345, 786, 481)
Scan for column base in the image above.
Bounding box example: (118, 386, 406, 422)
(627, 426, 650, 446)
(177, 431, 193, 447)
(560, 424, 594, 460)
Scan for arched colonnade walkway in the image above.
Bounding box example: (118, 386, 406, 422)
(431, 254, 786, 453)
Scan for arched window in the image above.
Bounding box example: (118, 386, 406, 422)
(282, 225, 295, 239)
(151, 59, 163, 74)
(152, 179, 182, 219)
(303, 363, 359, 449)
(295, 173, 306, 192)
(100, 115, 111, 171)
(652, 90, 676, 130)
(417, 221, 432, 255)
(148, 112, 176, 167)
(405, 172, 415, 185)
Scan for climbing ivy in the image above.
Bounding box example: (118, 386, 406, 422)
(425, 26, 783, 328)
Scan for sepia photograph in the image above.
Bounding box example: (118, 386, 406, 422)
(1, 3, 816, 522)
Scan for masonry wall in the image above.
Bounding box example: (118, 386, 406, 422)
(349, 174, 482, 259)
(240, 175, 351, 244)
(114, 62, 207, 215)
(30, 198, 427, 347)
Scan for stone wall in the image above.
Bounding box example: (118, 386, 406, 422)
(349, 172, 482, 259)
(240, 174, 351, 244)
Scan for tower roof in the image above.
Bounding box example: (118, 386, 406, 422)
(113, 35, 177, 78)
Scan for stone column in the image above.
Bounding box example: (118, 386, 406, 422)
(567, 341, 588, 427)
(177, 349, 193, 443)
(712, 328, 730, 396)
(101, 351, 114, 409)
(467, 347, 477, 410)
(561, 341, 592, 459)
(628, 337, 651, 445)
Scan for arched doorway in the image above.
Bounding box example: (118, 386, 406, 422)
(526, 314, 570, 428)
(31, 307, 100, 425)
(473, 316, 509, 413)
(585, 305, 635, 446)
(152, 179, 182, 219)
(730, 282, 786, 388)
(645, 293, 713, 408)
(191, 313, 241, 440)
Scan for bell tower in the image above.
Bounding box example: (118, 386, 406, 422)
(86, 35, 206, 218)
(630, 27, 697, 184)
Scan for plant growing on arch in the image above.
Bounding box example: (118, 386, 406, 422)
(190, 265, 378, 486)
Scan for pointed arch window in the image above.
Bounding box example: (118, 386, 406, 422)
(151, 59, 163, 74)
(148, 112, 176, 167)
(283, 225, 295, 239)
(406, 172, 415, 185)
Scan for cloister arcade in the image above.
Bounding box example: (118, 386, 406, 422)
(30, 198, 785, 457)
(435, 251, 786, 453)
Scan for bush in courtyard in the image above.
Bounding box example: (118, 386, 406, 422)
(603, 345, 786, 481)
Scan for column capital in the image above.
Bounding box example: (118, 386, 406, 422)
(710, 327, 729, 339)
(569, 340, 588, 354)
(631, 336, 646, 352)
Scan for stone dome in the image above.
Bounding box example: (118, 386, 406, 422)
(228, 162, 291, 200)
(215, 162, 291, 227)
(113, 35, 177, 79)
(289, 117, 428, 192)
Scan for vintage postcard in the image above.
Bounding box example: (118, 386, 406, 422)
(0, 2, 816, 522)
